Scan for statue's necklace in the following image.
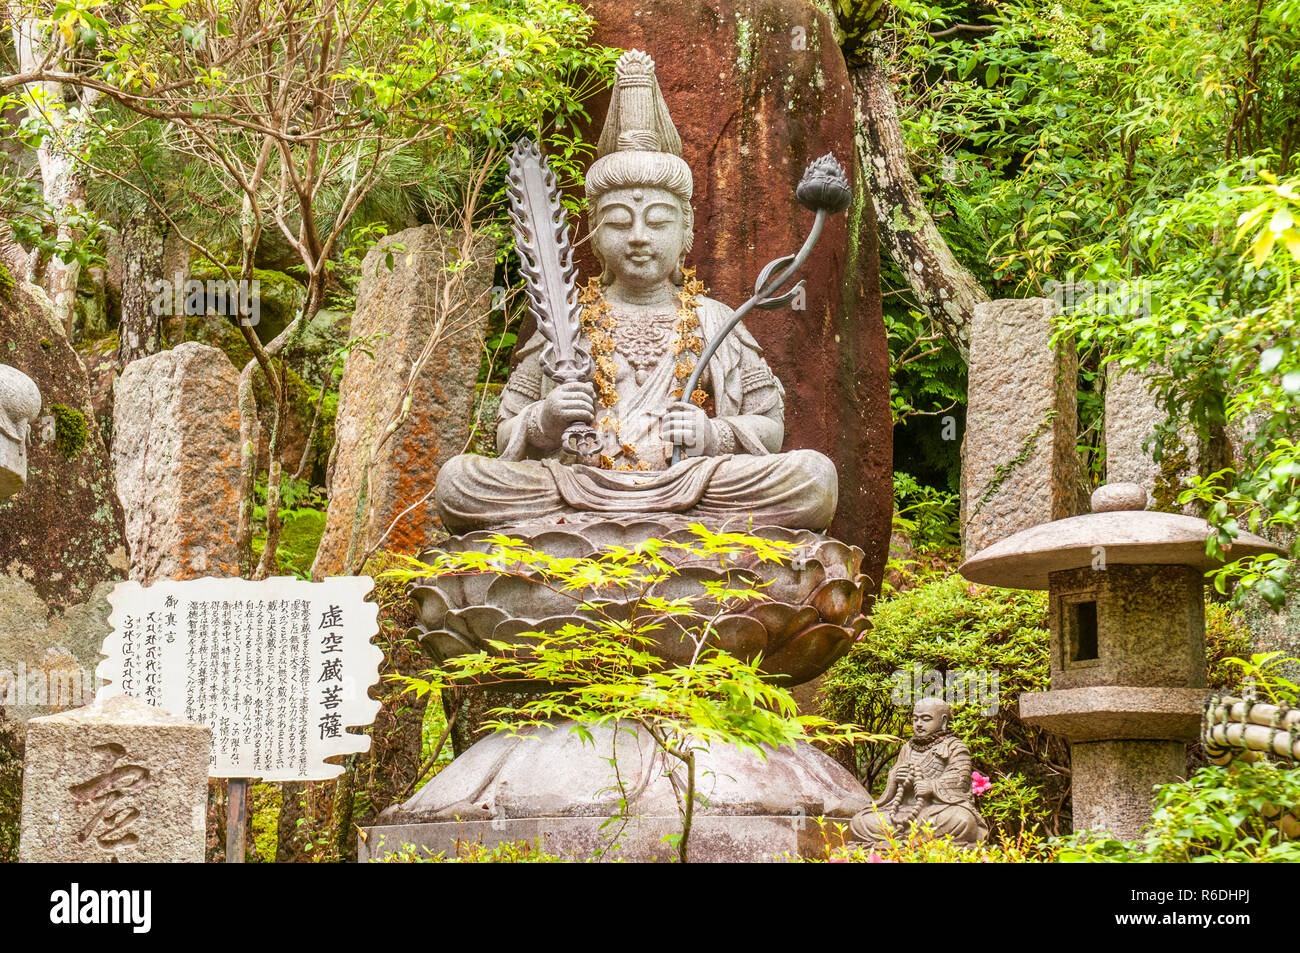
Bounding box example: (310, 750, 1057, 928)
(577, 270, 709, 470)
(616, 310, 677, 383)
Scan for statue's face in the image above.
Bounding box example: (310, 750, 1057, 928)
(912, 701, 948, 741)
(593, 187, 687, 289)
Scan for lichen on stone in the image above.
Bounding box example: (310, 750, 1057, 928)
(734, 15, 755, 74)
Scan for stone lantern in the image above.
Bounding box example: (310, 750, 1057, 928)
(959, 482, 1284, 839)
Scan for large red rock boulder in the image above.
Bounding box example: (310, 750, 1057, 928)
(578, 0, 891, 589)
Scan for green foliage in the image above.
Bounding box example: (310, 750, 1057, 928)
(48, 403, 89, 459)
(1219, 651, 1300, 707)
(251, 476, 327, 578)
(0, 261, 13, 301)
(415, 692, 455, 793)
(1205, 604, 1256, 692)
(885, 288, 966, 426)
(0, 723, 21, 863)
(383, 526, 889, 863)
(1056, 761, 1300, 863)
(250, 782, 281, 863)
(883, 259, 965, 495)
(884, 0, 1300, 602)
(817, 822, 1061, 863)
(892, 470, 959, 553)
(819, 573, 1065, 836)
(1054, 162, 1300, 606)
(821, 573, 1254, 839)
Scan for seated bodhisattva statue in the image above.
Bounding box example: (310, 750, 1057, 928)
(435, 50, 843, 534)
(849, 697, 989, 848)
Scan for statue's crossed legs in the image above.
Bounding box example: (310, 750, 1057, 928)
(434, 448, 838, 534)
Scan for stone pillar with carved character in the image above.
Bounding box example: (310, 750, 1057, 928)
(19, 694, 210, 862)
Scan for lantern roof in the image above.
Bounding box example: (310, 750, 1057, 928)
(959, 483, 1286, 590)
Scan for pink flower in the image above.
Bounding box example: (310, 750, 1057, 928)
(829, 857, 849, 863)
(866, 852, 894, 864)
(971, 771, 992, 796)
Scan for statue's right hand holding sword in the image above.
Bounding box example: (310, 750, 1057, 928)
(536, 381, 597, 450)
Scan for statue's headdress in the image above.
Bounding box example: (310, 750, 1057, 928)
(586, 50, 694, 261)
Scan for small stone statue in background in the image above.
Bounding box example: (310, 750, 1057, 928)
(849, 697, 988, 847)
(0, 364, 41, 499)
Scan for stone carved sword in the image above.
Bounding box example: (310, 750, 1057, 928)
(505, 138, 601, 465)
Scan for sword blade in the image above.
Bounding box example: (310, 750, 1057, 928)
(505, 138, 590, 384)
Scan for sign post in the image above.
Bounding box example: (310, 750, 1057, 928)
(226, 778, 248, 863)
(96, 575, 383, 862)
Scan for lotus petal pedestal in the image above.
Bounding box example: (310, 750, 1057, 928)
(407, 517, 872, 685)
(360, 517, 877, 862)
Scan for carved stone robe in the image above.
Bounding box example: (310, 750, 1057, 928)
(848, 735, 988, 847)
(434, 295, 838, 533)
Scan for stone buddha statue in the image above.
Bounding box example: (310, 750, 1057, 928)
(849, 697, 988, 847)
(435, 50, 838, 534)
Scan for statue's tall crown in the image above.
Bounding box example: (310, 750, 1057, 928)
(586, 50, 694, 253)
(596, 50, 684, 158)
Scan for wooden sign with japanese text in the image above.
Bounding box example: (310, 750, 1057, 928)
(96, 576, 382, 781)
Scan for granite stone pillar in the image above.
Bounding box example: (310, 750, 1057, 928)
(1105, 363, 1204, 513)
(962, 297, 1079, 559)
(112, 341, 243, 583)
(19, 694, 211, 862)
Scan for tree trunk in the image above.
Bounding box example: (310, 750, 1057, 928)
(39, 145, 87, 338)
(12, 16, 102, 339)
(116, 212, 167, 368)
(852, 50, 987, 360)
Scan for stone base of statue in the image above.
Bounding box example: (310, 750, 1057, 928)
(360, 719, 869, 862)
(367, 516, 877, 862)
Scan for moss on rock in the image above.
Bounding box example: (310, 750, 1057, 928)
(49, 403, 90, 459)
(0, 722, 22, 862)
(188, 263, 306, 341)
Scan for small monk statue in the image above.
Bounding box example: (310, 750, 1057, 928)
(849, 697, 989, 847)
(435, 50, 839, 534)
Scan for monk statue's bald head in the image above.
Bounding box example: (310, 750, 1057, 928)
(911, 697, 952, 743)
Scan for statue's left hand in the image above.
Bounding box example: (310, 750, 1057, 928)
(662, 401, 717, 457)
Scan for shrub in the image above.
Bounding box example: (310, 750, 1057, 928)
(1205, 602, 1254, 690)
(821, 572, 1259, 840)
(385, 527, 886, 863)
(819, 573, 1065, 836)
(1056, 760, 1300, 862)
(815, 823, 1061, 864)
(374, 839, 571, 863)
